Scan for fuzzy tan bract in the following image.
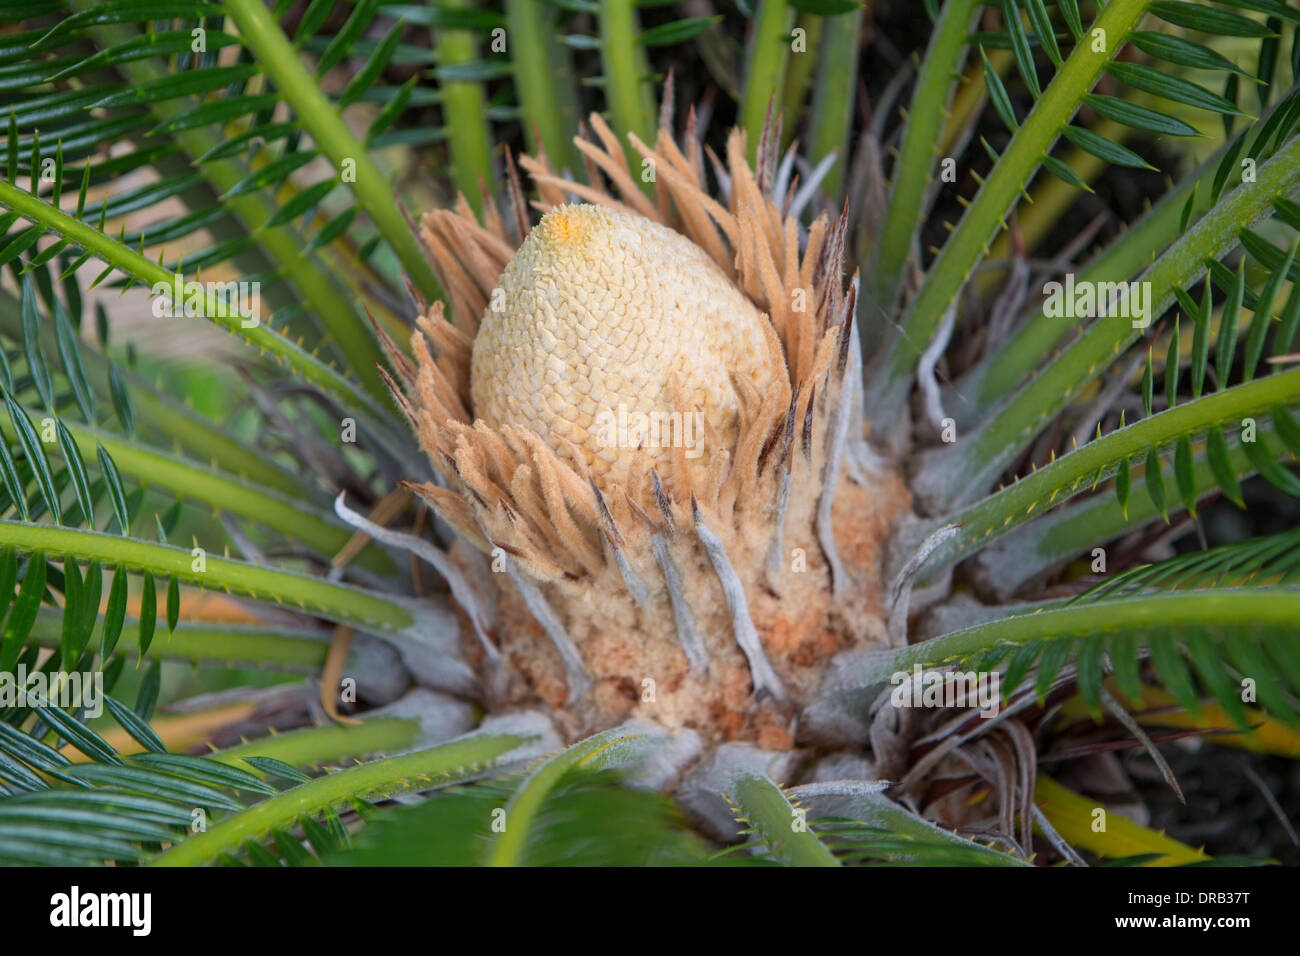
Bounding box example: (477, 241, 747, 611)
(386, 110, 909, 744)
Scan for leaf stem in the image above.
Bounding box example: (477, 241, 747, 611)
(0, 178, 388, 422)
(8, 411, 392, 575)
(484, 729, 644, 867)
(739, 0, 793, 163)
(209, 718, 423, 769)
(971, 431, 1269, 599)
(65, 0, 392, 401)
(928, 369, 1300, 573)
(435, 0, 493, 216)
(931, 131, 1300, 508)
(0, 520, 413, 634)
(839, 588, 1300, 688)
(866, 0, 1153, 424)
(599, 0, 656, 169)
(29, 608, 331, 672)
(148, 732, 527, 865)
(506, 0, 581, 174)
(863, 0, 979, 328)
(221, 0, 444, 304)
(806, 5, 862, 197)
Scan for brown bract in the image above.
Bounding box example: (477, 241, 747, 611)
(382, 111, 910, 744)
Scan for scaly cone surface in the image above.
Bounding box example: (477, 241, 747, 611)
(471, 204, 783, 490)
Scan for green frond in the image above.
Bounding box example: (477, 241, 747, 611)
(867, 0, 1158, 425)
(330, 766, 709, 867)
(918, 122, 1300, 514)
(150, 730, 529, 866)
(826, 586, 1300, 728)
(0, 521, 415, 636)
(0, 0, 1296, 872)
(920, 369, 1300, 576)
(0, 698, 273, 865)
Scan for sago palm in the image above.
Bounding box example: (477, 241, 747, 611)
(0, 0, 1297, 868)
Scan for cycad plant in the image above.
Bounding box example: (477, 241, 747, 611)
(0, 0, 1297, 868)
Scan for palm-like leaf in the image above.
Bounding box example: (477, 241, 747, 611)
(0, 0, 1295, 868)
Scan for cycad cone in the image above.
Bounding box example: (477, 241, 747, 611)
(471, 204, 779, 489)
(406, 120, 910, 747)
